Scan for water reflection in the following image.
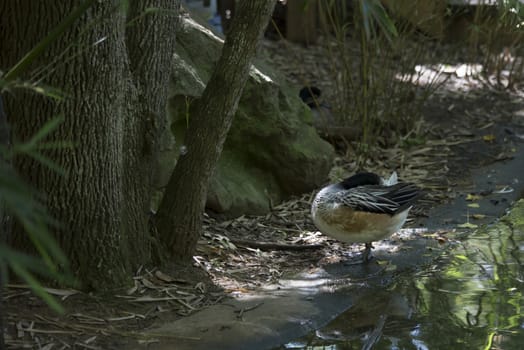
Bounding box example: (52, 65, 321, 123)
(279, 203, 524, 349)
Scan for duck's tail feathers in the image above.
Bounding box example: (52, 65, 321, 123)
(386, 183, 423, 213)
(382, 171, 398, 186)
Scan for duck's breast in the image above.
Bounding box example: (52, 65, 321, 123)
(313, 204, 411, 243)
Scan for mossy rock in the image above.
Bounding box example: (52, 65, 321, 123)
(158, 15, 334, 217)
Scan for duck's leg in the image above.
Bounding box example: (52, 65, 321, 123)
(362, 242, 374, 263)
(344, 242, 374, 265)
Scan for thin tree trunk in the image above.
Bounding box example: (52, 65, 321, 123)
(123, 0, 180, 264)
(155, 0, 276, 262)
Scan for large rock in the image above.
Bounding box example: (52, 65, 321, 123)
(159, 15, 334, 217)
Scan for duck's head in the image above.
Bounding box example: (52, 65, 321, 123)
(339, 172, 382, 190)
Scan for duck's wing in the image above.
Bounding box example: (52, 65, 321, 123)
(384, 183, 422, 210)
(336, 188, 399, 214)
(337, 183, 421, 215)
(382, 171, 398, 186)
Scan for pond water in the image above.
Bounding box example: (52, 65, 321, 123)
(277, 206, 524, 350)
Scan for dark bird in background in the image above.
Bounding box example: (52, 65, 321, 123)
(299, 86, 335, 128)
(311, 172, 422, 263)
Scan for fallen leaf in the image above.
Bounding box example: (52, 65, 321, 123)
(455, 254, 469, 261)
(493, 186, 513, 194)
(133, 296, 179, 302)
(458, 222, 478, 229)
(106, 315, 137, 322)
(437, 236, 448, 244)
(466, 193, 482, 201)
(84, 335, 97, 344)
(483, 134, 496, 142)
(140, 278, 157, 289)
(472, 214, 486, 220)
(126, 280, 139, 295)
(43, 287, 79, 300)
(467, 203, 480, 208)
(155, 270, 176, 283)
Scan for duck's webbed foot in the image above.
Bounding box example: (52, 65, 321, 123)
(343, 242, 374, 265)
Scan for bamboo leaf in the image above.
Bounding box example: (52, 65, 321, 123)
(22, 150, 66, 175)
(10, 261, 64, 313)
(25, 83, 67, 101)
(0, 245, 59, 278)
(20, 115, 64, 148)
(360, 0, 398, 42)
(35, 141, 75, 150)
(0, 163, 69, 270)
(4, 0, 96, 81)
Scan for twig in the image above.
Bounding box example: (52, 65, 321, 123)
(229, 238, 323, 251)
(17, 326, 81, 335)
(165, 290, 196, 310)
(235, 302, 264, 320)
(73, 342, 101, 350)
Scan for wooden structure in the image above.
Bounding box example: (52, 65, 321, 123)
(286, 0, 318, 45)
(382, 0, 447, 39)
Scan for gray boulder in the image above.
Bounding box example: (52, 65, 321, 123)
(158, 15, 334, 217)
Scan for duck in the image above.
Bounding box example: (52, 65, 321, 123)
(299, 86, 335, 128)
(311, 172, 422, 263)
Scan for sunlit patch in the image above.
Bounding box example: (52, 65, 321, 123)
(250, 66, 273, 83)
(266, 278, 331, 292)
(394, 227, 428, 239)
(184, 17, 224, 44)
(397, 63, 484, 89)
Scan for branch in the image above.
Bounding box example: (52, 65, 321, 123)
(229, 238, 323, 251)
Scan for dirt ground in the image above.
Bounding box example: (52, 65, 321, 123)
(4, 35, 524, 349)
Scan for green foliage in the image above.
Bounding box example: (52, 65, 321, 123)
(359, 0, 398, 42)
(319, 0, 445, 165)
(0, 115, 73, 313)
(10, 115, 74, 175)
(0, 0, 97, 313)
(3, 0, 96, 82)
(467, 0, 524, 89)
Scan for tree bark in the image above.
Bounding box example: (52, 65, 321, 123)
(155, 0, 276, 262)
(0, 95, 6, 350)
(0, 1, 179, 289)
(1, 1, 130, 290)
(124, 1, 179, 264)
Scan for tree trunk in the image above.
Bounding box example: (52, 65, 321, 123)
(123, 1, 179, 265)
(0, 1, 179, 289)
(0, 96, 7, 350)
(155, 0, 276, 262)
